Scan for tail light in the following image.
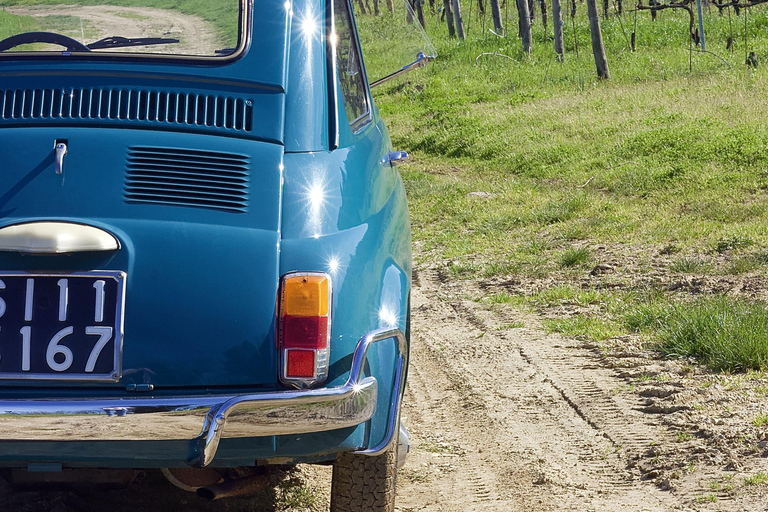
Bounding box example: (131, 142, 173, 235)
(278, 272, 331, 388)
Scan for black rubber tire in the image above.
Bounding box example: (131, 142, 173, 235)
(330, 444, 397, 512)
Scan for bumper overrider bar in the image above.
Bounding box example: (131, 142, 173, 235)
(0, 328, 407, 468)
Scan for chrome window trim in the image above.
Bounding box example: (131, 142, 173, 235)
(327, 0, 340, 150)
(329, 0, 373, 139)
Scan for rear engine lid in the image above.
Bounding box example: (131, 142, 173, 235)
(0, 127, 283, 388)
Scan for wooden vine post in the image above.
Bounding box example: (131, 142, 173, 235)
(517, 0, 532, 51)
(453, 0, 467, 39)
(444, 0, 457, 36)
(553, 0, 565, 59)
(586, 0, 610, 78)
(490, 0, 504, 33)
(416, 0, 426, 28)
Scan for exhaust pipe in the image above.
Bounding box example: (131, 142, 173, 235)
(196, 472, 271, 500)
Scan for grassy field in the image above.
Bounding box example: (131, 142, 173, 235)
(0, 9, 38, 39)
(363, 3, 768, 372)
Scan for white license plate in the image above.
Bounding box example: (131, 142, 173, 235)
(0, 271, 125, 381)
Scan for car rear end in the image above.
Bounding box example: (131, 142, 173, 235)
(0, 0, 410, 484)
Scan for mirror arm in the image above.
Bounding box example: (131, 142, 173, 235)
(370, 52, 433, 88)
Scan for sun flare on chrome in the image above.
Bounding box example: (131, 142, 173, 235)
(329, 29, 339, 50)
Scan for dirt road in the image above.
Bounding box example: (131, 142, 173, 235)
(393, 266, 768, 512)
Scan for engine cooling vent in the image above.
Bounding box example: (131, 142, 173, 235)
(124, 147, 250, 213)
(1, 88, 253, 132)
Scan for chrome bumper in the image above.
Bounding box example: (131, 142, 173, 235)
(0, 328, 407, 468)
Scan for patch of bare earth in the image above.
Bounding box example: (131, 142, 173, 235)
(394, 242, 768, 511)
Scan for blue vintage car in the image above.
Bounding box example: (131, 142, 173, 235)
(0, 0, 423, 509)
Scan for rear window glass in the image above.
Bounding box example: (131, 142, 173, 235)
(0, 0, 242, 57)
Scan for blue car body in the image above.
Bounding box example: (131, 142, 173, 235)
(0, 0, 411, 472)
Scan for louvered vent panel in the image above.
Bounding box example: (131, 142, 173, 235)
(0, 88, 253, 132)
(125, 147, 250, 213)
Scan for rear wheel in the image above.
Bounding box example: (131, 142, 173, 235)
(330, 443, 397, 512)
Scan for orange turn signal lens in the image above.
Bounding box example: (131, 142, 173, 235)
(282, 275, 329, 317)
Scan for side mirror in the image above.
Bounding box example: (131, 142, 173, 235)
(355, 0, 437, 87)
(370, 52, 434, 88)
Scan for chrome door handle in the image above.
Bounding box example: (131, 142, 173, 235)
(380, 151, 409, 167)
(54, 142, 67, 175)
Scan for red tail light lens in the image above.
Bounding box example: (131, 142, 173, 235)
(278, 273, 331, 387)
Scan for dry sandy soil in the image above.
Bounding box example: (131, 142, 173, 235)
(392, 265, 768, 512)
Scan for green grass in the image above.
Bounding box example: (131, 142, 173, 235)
(629, 296, 768, 372)
(715, 235, 754, 253)
(367, 4, 768, 281)
(753, 413, 768, 427)
(726, 254, 764, 274)
(670, 256, 710, 274)
(544, 315, 623, 341)
(559, 247, 591, 268)
(364, 3, 768, 375)
(744, 472, 768, 485)
(533, 285, 608, 306)
(0, 10, 38, 39)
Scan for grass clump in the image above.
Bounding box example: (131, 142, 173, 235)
(725, 255, 764, 275)
(485, 291, 525, 306)
(534, 285, 608, 306)
(559, 248, 591, 268)
(544, 316, 623, 341)
(533, 195, 588, 225)
(744, 472, 768, 485)
(670, 256, 710, 274)
(715, 235, 754, 253)
(752, 413, 768, 427)
(644, 296, 768, 373)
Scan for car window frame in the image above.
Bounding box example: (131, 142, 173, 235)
(326, 0, 372, 149)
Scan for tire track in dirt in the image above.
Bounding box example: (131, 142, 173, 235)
(397, 268, 686, 511)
